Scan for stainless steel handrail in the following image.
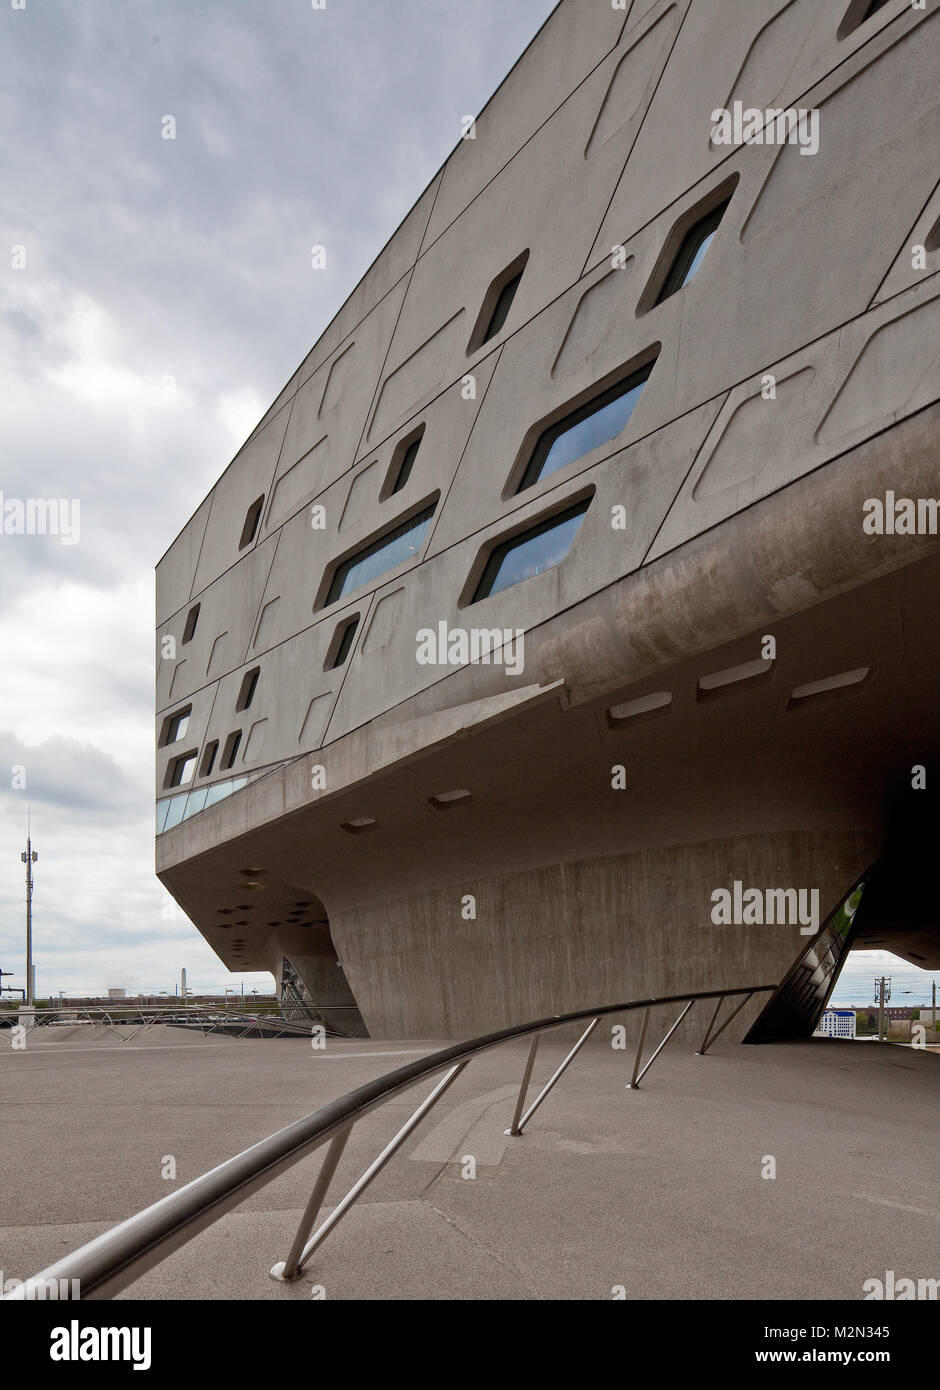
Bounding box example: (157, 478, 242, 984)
(3, 985, 774, 1301)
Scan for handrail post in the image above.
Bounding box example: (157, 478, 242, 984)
(275, 1060, 470, 1279)
(271, 1124, 353, 1283)
(627, 1007, 650, 1089)
(696, 996, 725, 1056)
(504, 1036, 540, 1137)
(696, 991, 754, 1055)
(628, 1000, 696, 1089)
(512, 1018, 599, 1135)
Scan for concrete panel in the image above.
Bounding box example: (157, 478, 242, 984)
(247, 358, 502, 659)
(157, 534, 279, 713)
(647, 283, 940, 557)
(552, 266, 636, 379)
(274, 280, 409, 507)
(297, 173, 442, 387)
(817, 292, 940, 445)
(190, 412, 290, 597)
(586, 0, 928, 268)
(872, 179, 940, 304)
(265, 436, 329, 530)
(421, 0, 628, 246)
(325, 400, 722, 743)
(379, 59, 645, 436)
(330, 830, 877, 1038)
(155, 495, 212, 627)
(368, 310, 467, 442)
(584, 7, 679, 159)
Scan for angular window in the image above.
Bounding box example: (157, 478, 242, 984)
(161, 706, 192, 746)
(517, 362, 656, 493)
(200, 740, 219, 778)
(324, 504, 436, 607)
(926, 213, 940, 255)
(239, 496, 265, 550)
(655, 199, 732, 305)
(385, 427, 425, 498)
(326, 616, 360, 670)
(167, 751, 198, 788)
(473, 499, 591, 602)
(468, 251, 529, 353)
(220, 730, 242, 771)
(182, 604, 200, 644)
(839, 0, 892, 37)
(236, 668, 260, 712)
(163, 794, 188, 831)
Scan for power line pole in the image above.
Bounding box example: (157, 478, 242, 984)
(874, 975, 891, 1043)
(20, 808, 38, 1006)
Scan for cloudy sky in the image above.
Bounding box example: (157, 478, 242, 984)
(0, 0, 934, 1008)
(0, 0, 559, 997)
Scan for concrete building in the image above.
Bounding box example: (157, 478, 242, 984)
(155, 0, 940, 1041)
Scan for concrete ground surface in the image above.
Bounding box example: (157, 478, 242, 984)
(0, 1027, 936, 1301)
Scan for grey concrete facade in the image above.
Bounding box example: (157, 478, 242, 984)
(156, 0, 940, 1038)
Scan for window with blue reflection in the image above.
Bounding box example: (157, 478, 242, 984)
(204, 776, 248, 811)
(473, 499, 591, 602)
(656, 199, 731, 305)
(157, 776, 253, 834)
(518, 363, 655, 492)
(163, 794, 188, 831)
(169, 753, 197, 788)
(184, 787, 208, 818)
(163, 708, 190, 745)
(327, 505, 436, 605)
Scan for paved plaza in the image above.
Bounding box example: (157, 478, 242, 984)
(0, 1029, 936, 1300)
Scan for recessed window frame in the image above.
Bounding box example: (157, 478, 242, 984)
(236, 667, 260, 712)
(464, 490, 594, 607)
(324, 614, 361, 670)
(239, 496, 265, 550)
(160, 706, 192, 747)
(925, 213, 940, 255)
(512, 355, 659, 496)
(220, 730, 242, 771)
(199, 740, 219, 778)
(166, 749, 199, 790)
(381, 424, 426, 501)
(467, 250, 530, 355)
(315, 494, 439, 611)
(637, 175, 739, 316)
(182, 604, 200, 645)
(837, 0, 893, 39)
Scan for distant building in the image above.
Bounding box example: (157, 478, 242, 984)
(107, 988, 126, 1000)
(819, 1009, 856, 1039)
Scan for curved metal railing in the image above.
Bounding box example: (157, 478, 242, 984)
(3, 984, 774, 1301)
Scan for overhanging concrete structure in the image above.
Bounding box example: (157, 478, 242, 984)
(156, 0, 940, 1039)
